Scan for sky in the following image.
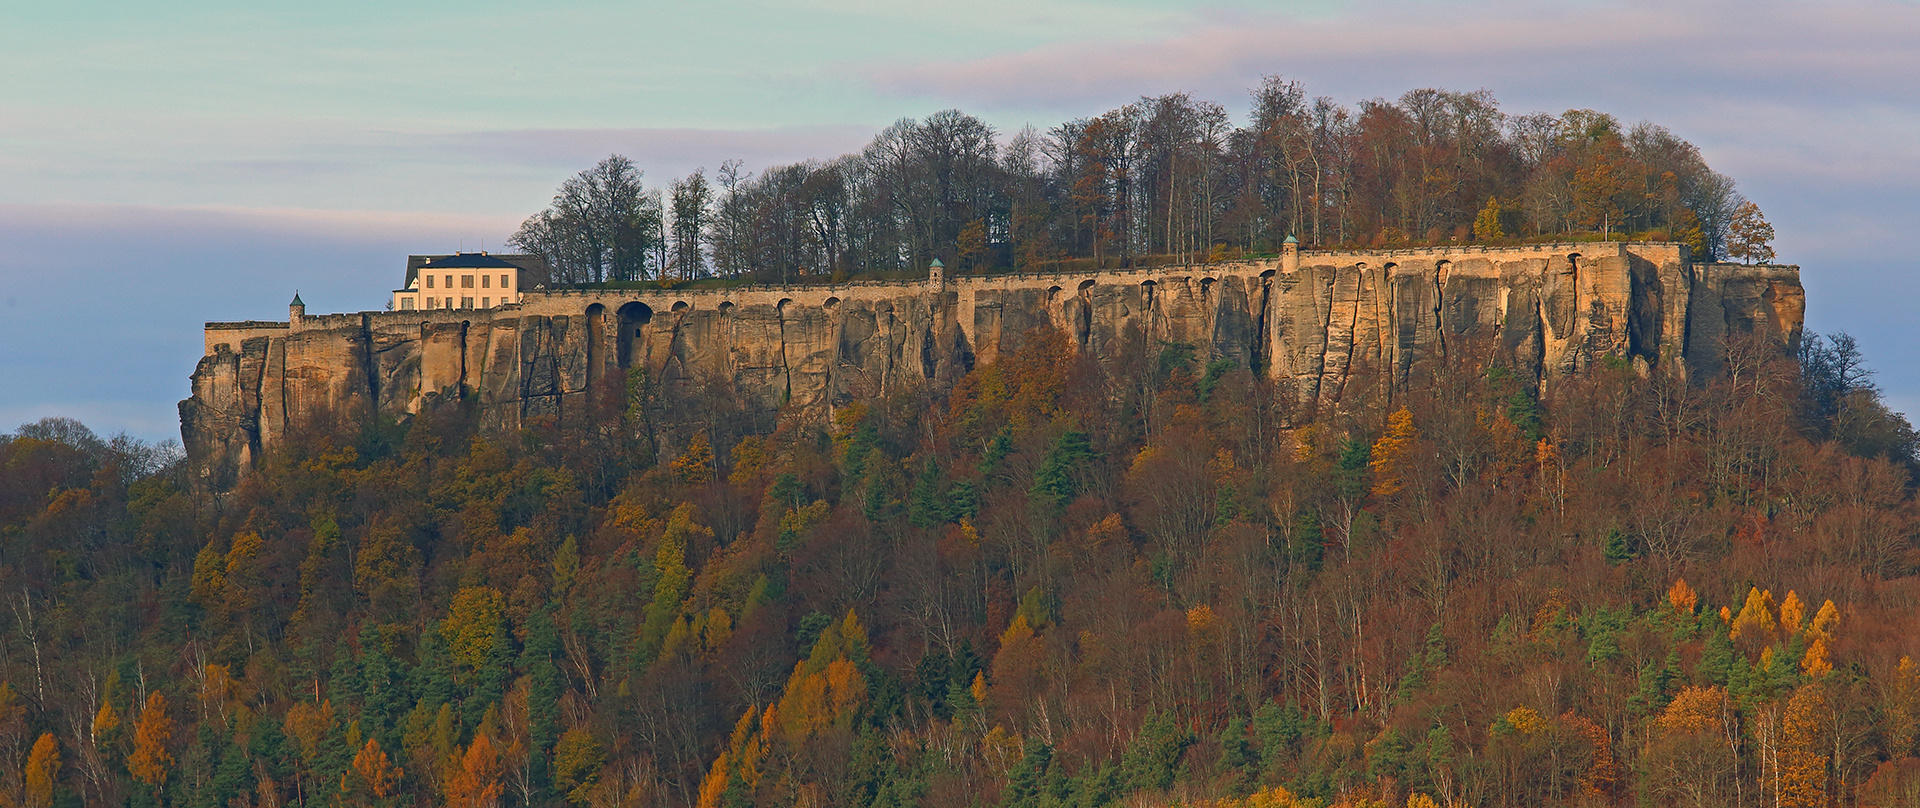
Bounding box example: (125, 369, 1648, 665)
(3, 0, 1917, 443)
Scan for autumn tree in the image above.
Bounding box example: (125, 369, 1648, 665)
(23, 732, 58, 808)
(127, 692, 173, 796)
(1473, 196, 1505, 241)
(1727, 200, 1776, 264)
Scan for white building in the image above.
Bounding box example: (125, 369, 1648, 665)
(391, 253, 548, 311)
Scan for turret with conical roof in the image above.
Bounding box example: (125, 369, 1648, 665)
(289, 292, 306, 329)
(1282, 235, 1300, 273)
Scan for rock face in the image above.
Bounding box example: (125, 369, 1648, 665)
(181, 242, 1803, 490)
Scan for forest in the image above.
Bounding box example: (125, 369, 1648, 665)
(506, 78, 1776, 286)
(4, 303, 1920, 807)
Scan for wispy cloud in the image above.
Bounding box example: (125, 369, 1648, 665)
(863, 0, 1920, 116)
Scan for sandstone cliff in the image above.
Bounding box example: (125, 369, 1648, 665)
(181, 242, 1803, 490)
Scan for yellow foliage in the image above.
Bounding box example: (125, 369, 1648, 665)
(24, 732, 59, 808)
(350, 738, 403, 798)
(1129, 447, 1160, 478)
(660, 615, 693, 659)
(1369, 407, 1418, 498)
(128, 692, 173, 789)
(728, 436, 768, 486)
(283, 700, 334, 762)
(999, 615, 1035, 651)
(703, 607, 733, 651)
(1187, 604, 1220, 638)
(1780, 590, 1807, 635)
(189, 539, 227, 607)
(695, 750, 731, 808)
(1729, 587, 1776, 641)
(1213, 785, 1308, 808)
(1808, 599, 1840, 642)
(981, 725, 1024, 778)
(1504, 706, 1546, 734)
(1473, 196, 1505, 241)
(1667, 578, 1698, 615)
(1720, 605, 1733, 623)
(92, 698, 119, 740)
(1657, 686, 1727, 736)
(1801, 637, 1833, 677)
(443, 587, 506, 677)
(1293, 426, 1318, 463)
(1406, 793, 1440, 808)
(971, 671, 988, 704)
(671, 432, 715, 484)
(1779, 686, 1830, 808)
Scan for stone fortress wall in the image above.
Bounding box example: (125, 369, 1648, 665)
(180, 241, 1804, 490)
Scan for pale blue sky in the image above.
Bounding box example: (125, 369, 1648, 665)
(4, 0, 1917, 440)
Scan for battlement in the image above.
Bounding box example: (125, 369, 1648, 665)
(185, 242, 1803, 490)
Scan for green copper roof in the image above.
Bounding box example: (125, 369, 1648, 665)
(1284, 235, 1299, 244)
(290, 292, 304, 307)
(930, 258, 944, 268)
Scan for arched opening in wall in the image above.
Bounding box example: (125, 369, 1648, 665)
(717, 301, 735, 314)
(1047, 285, 1062, 305)
(1078, 279, 1097, 294)
(1140, 279, 1157, 309)
(824, 296, 840, 310)
(616, 302, 652, 370)
(1200, 277, 1216, 298)
(586, 303, 607, 390)
(671, 300, 690, 313)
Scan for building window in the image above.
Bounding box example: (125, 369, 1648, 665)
(502, 274, 511, 288)
(425, 275, 434, 288)
(481, 274, 491, 288)
(462, 275, 474, 288)
(461, 296, 474, 308)
(482, 297, 490, 308)
(401, 298, 415, 310)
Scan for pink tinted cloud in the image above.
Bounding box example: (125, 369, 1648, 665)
(421, 124, 880, 178)
(863, 0, 1920, 113)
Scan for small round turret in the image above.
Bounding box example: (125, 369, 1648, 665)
(1281, 235, 1300, 273)
(290, 292, 306, 329)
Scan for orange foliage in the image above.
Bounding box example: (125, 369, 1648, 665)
(283, 700, 335, 763)
(1369, 407, 1417, 498)
(1779, 590, 1807, 635)
(1667, 578, 1698, 615)
(350, 737, 403, 798)
(671, 432, 715, 484)
(127, 692, 173, 791)
(1809, 599, 1841, 642)
(444, 733, 504, 808)
(23, 732, 58, 808)
(1564, 711, 1618, 799)
(1778, 686, 1830, 808)
(1801, 637, 1833, 677)
(1658, 686, 1728, 736)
